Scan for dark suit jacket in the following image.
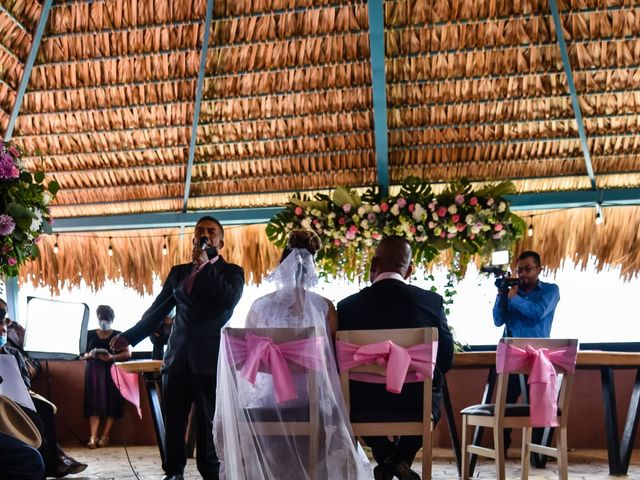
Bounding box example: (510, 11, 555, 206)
(337, 278, 454, 422)
(123, 257, 244, 376)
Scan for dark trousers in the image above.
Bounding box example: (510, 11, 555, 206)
(31, 397, 58, 474)
(351, 381, 442, 466)
(163, 369, 218, 479)
(504, 374, 544, 450)
(0, 431, 45, 480)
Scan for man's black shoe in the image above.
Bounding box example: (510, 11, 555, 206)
(162, 474, 184, 480)
(383, 454, 421, 480)
(47, 454, 88, 478)
(373, 464, 394, 480)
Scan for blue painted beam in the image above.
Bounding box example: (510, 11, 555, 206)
(367, 0, 389, 197)
(549, 0, 596, 190)
(3, 0, 52, 142)
(52, 207, 285, 232)
(50, 188, 640, 233)
(183, 0, 215, 212)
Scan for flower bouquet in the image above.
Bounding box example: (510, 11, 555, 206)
(266, 177, 525, 279)
(0, 143, 58, 277)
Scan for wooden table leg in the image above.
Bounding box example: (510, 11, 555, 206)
(619, 368, 640, 475)
(442, 376, 461, 477)
(143, 372, 166, 463)
(601, 367, 622, 474)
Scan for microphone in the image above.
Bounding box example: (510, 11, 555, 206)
(198, 236, 209, 250)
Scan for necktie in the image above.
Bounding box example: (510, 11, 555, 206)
(184, 267, 198, 295)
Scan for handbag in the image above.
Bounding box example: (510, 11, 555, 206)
(0, 394, 42, 448)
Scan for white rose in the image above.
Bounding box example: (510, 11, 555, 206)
(391, 204, 400, 216)
(498, 202, 507, 213)
(372, 205, 381, 213)
(357, 206, 366, 216)
(448, 205, 457, 215)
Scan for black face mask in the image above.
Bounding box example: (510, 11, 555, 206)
(0, 308, 6, 321)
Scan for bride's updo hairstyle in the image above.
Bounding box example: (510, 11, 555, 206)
(280, 230, 322, 263)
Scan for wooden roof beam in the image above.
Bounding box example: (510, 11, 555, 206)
(550, 0, 596, 191)
(183, 0, 214, 212)
(3, 0, 52, 142)
(49, 188, 640, 233)
(0, 4, 30, 37)
(367, 0, 389, 197)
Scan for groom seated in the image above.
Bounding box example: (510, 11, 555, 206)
(337, 236, 454, 480)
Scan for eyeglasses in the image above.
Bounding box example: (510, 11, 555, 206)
(516, 266, 539, 274)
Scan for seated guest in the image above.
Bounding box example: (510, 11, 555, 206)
(0, 298, 87, 478)
(337, 236, 454, 480)
(0, 431, 45, 479)
(214, 230, 371, 479)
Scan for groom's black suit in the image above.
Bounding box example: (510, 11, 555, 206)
(337, 277, 454, 465)
(123, 257, 244, 479)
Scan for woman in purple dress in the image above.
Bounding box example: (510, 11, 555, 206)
(82, 305, 131, 448)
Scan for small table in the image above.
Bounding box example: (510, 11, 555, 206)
(446, 350, 640, 476)
(116, 360, 164, 461)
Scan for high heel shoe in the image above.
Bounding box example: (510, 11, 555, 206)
(87, 435, 98, 449)
(98, 435, 110, 447)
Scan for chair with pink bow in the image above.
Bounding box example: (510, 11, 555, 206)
(460, 338, 578, 480)
(336, 327, 438, 480)
(221, 326, 324, 479)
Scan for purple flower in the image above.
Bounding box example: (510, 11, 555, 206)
(455, 194, 465, 205)
(7, 257, 17, 266)
(343, 204, 352, 213)
(0, 152, 19, 179)
(396, 198, 407, 208)
(0, 214, 16, 236)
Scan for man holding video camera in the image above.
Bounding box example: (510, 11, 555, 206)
(492, 250, 560, 454)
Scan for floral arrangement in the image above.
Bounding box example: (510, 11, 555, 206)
(266, 177, 525, 279)
(0, 142, 58, 277)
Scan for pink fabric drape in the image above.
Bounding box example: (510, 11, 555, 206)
(225, 333, 326, 403)
(110, 364, 141, 419)
(335, 340, 438, 394)
(496, 342, 577, 427)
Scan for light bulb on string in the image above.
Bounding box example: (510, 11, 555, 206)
(108, 237, 113, 257)
(53, 234, 59, 254)
(162, 236, 168, 256)
(527, 216, 534, 237)
(595, 202, 604, 225)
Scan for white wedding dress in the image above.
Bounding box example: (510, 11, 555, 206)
(214, 248, 371, 479)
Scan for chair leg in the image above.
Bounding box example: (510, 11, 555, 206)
(422, 423, 433, 480)
(558, 425, 568, 480)
(521, 427, 531, 480)
(461, 415, 470, 480)
(494, 426, 506, 480)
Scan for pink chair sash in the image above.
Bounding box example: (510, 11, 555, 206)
(225, 332, 325, 404)
(496, 342, 577, 427)
(335, 340, 438, 394)
(110, 364, 142, 419)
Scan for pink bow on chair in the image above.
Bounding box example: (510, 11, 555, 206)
(336, 340, 438, 394)
(496, 343, 578, 427)
(225, 333, 325, 404)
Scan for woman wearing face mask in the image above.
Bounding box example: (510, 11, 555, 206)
(81, 305, 131, 448)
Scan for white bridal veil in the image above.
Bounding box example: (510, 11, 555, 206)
(214, 248, 371, 479)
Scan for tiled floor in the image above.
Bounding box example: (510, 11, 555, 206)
(59, 446, 639, 479)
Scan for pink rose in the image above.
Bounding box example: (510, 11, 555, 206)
(343, 204, 352, 213)
(428, 202, 435, 211)
(447, 232, 456, 238)
(380, 203, 389, 213)
(469, 234, 476, 240)
(313, 218, 319, 224)
(408, 203, 415, 212)
(440, 231, 446, 238)
(345, 230, 356, 240)
(494, 223, 503, 231)
(338, 217, 346, 225)
(367, 213, 376, 222)
(348, 225, 358, 233)
(469, 197, 478, 206)
(487, 198, 494, 206)
(455, 194, 465, 205)
(437, 206, 447, 217)
(456, 223, 466, 232)
(8, 257, 17, 266)
(372, 232, 382, 240)
(409, 225, 417, 234)
(397, 198, 407, 208)
(294, 206, 303, 216)
(451, 214, 460, 223)
(333, 239, 341, 246)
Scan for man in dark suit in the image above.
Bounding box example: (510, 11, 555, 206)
(110, 216, 244, 480)
(337, 235, 454, 480)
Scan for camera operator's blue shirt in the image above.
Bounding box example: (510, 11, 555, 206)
(492, 280, 560, 338)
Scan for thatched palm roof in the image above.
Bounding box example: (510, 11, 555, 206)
(1, 0, 639, 290)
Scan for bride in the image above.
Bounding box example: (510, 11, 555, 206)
(214, 230, 371, 479)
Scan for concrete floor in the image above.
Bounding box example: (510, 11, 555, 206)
(58, 446, 640, 479)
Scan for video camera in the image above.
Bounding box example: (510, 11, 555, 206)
(481, 250, 520, 292)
